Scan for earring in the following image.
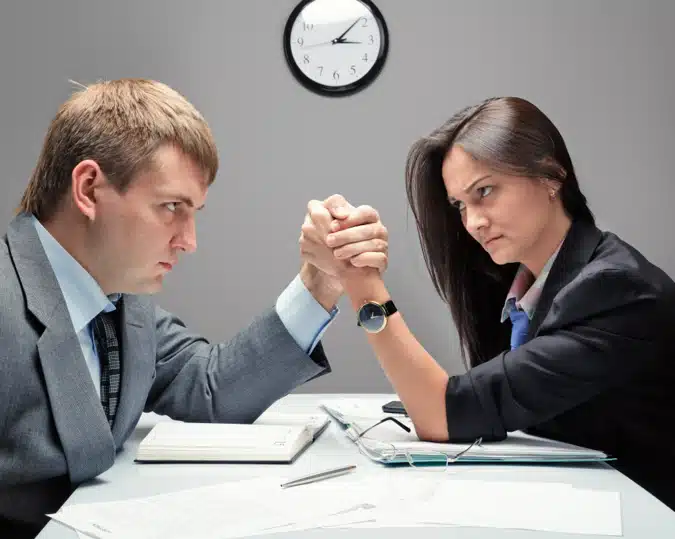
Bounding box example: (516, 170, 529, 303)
(549, 189, 557, 200)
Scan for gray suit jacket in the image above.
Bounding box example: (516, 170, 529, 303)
(0, 213, 331, 529)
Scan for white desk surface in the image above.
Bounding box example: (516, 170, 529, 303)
(38, 393, 675, 538)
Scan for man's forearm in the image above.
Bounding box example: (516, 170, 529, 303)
(299, 262, 343, 312)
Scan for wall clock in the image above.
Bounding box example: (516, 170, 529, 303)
(283, 0, 389, 97)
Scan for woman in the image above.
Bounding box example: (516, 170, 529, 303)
(303, 96, 675, 509)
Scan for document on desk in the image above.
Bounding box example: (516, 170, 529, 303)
(53, 473, 621, 537)
(321, 398, 610, 464)
(49, 475, 380, 539)
(324, 479, 622, 536)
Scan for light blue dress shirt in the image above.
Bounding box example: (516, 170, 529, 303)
(33, 216, 118, 396)
(32, 216, 337, 396)
(275, 273, 339, 353)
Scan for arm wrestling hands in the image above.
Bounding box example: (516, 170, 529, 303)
(299, 194, 388, 310)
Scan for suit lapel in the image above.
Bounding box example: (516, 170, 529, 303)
(527, 220, 603, 339)
(7, 214, 115, 483)
(112, 294, 155, 443)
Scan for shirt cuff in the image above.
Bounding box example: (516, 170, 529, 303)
(275, 274, 339, 354)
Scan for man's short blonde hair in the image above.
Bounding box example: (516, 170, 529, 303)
(18, 78, 219, 220)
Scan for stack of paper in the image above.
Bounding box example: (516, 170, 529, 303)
(51, 474, 622, 537)
(50, 475, 381, 539)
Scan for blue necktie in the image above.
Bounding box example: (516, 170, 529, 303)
(507, 300, 530, 350)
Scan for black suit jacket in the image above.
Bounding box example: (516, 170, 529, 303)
(445, 220, 675, 510)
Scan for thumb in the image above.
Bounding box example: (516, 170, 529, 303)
(323, 194, 354, 220)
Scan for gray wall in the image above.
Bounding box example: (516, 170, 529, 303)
(1, 1, 674, 392)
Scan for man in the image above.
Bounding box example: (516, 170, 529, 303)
(0, 78, 388, 537)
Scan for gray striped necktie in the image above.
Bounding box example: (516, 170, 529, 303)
(92, 310, 121, 428)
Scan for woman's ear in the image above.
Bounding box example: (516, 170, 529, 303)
(540, 178, 562, 200)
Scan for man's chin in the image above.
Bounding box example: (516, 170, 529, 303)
(144, 278, 164, 294)
(124, 277, 164, 295)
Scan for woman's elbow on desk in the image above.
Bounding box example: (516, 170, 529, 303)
(412, 417, 450, 443)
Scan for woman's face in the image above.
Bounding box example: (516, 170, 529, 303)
(442, 145, 563, 272)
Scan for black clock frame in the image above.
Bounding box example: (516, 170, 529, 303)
(283, 0, 389, 97)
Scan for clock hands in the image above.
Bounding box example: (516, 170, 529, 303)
(333, 16, 365, 43)
(302, 39, 362, 49)
(302, 40, 337, 49)
(300, 16, 367, 48)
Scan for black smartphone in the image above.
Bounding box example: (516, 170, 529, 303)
(382, 400, 407, 415)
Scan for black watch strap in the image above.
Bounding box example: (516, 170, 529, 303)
(381, 300, 397, 317)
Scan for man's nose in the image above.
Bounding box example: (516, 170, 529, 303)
(173, 218, 197, 253)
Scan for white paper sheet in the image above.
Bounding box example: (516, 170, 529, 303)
(425, 480, 622, 536)
(55, 475, 621, 537)
(51, 475, 379, 539)
(331, 479, 622, 536)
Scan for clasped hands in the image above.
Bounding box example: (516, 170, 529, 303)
(299, 194, 388, 298)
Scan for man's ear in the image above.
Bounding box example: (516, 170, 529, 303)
(72, 160, 105, 220)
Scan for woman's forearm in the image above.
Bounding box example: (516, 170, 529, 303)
(341, 269, 450, 441)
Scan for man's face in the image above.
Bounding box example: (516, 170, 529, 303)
(91, 145, 208, 294)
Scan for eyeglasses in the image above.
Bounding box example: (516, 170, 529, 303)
(345, 416, 482, 469)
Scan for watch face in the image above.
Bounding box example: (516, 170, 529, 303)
(358, 302, 386, 333)
(284, 0, 388, 97)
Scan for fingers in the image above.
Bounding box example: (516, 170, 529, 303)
(299, 222, 342, 278)
(300, 196, 389, 278)
(323, 194, 355, 220)
(333, 238, 388, 259)
(307, 199, 333, 227)
(329, 204, 380, 232)
(303, 199, 333, 240)
(350, 252, 388, 273)
(326, 221, 388, 249)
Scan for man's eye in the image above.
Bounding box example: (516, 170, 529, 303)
(478, 186, 493, 198)
(164, 202, 178, 212)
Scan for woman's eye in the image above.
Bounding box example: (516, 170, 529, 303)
(449, 200, 465, 212)
(478, 186, 493, 198)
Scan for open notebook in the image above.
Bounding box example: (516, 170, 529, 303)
(135, 412, 330, 464)
(321, 398, 611, 465)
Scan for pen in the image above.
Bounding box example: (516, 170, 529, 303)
(280, 464, 357, 488)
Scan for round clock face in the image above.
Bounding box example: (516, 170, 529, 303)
(283, 0, 389, 97)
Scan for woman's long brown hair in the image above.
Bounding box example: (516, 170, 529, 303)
(405, 97, 595, 367)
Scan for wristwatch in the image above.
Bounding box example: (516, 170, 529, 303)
(356, 300, 397, 334)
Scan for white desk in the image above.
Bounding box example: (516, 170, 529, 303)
(38, 393, 675, 538)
